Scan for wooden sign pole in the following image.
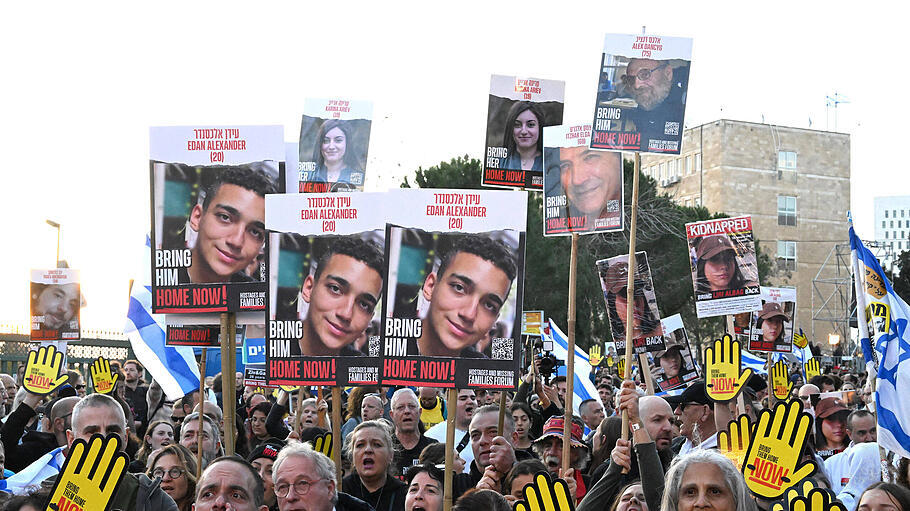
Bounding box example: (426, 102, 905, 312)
(562, 233, 579, 471)
(220, 312, 237, 456)
(621, 152, 643, 461)
(196, 348, 207, 480)
(332, 387, 342, 484)
(443, 388, 456, 511)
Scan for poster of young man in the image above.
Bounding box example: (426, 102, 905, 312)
(264, 192, 385, 387)
(749, 287, 796, 353)
(380, 188, 527, 388)
(685, 216, 762, 318)
(150, 125, 284, 314)
(596, 252, 665, 355)
(542, 123, 624, 236)
(649, 313, 699, 392)
(590, 33, 692, 154)
(298, 98, 373, 193)
(30, 269, 80, 341)
(482, 75, 565, 190)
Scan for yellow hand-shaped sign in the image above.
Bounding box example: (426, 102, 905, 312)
(793, 330, 808, 349)
(804, 358, 820, 380)
(769, 478, 827, 511)
(743, 400, 817, 499)
(44, 434, 127, 511)
(718, 414, 753, 471)
(772, 487, 846, 511)
(90, 357, 119, 394)
(313, 431, 334, 460)
(705, 335, 754, 402)
(280, 384, 300, 393)
(771, 360, 793, 400)
(607, 355, 614, 367)
(617, 358, 626, 378)
(588, 345, 603, 368)
(23, 345, 69, 395)
(514, 471, 574, 511)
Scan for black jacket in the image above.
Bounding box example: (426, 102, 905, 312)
(337, 492, 375, 511)
(342, 474, 406, 511)
(1, 403, 60, 472)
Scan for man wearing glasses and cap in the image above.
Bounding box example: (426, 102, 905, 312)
(619, 58, 689, 150)
(665, 380, 718, 456)
(755, 302, 791, 351)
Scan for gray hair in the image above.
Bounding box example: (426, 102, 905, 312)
(343, 420, 396, 477)
(301, 397, 317, 410)
(181, 411, 221, 439)
(472, 404, 515, 436)
(273, 441, 338, 503)
(72, 393, 127, 432)
(660, 449, 755, 511)
(391, 388, 418, 409)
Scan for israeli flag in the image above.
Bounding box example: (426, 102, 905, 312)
(123, 236, 200, 400)
(741, 348, 768, 375)
(546, 319, 602, 415)
(849, 224, 910, 458)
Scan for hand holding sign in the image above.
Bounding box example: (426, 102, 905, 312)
(588, 345, 603, 368)
(804, 359, 820, 380)
(771, 361, 793, 400)
(23, 345, 69, 395)
(514, 472, 575, 511)
(705, 335, 753, 402)
(718, 414, 752, 470)
(313, 431, 334, 460)
(44, 434, 127, 511)
(90, 357, 119, 394)
(743, 400, 817, 499)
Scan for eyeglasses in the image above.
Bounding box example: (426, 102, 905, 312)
(621, 62, 668, 86)
(678, 402, 704, 412)
(75, 384, 86, 390)
(275, 478, 327, 498)
(171, 415, 184, 423)
(153, 467, 187, 480)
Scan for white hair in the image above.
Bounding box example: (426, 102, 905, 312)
(391, 388, 418, 409)
(660, 450, 755, 511)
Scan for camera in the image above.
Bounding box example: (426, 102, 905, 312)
(533, 338, 564, 383)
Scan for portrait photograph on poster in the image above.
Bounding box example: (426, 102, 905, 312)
(379, 188, 527, 388)
(542, 123, 624, 236)
(685, 216, 761, 318)
(298, 98, 373, 193)
(649, 314, 699, 392)
(482, 75, 565, 190)
(749, 286, 796, 353)
(590, 33, 692, 154)
(596, 251, 665, 355)
(265, 193, 386, 386)
(149, 125, 284, 314)
(30, 269, 81, 341)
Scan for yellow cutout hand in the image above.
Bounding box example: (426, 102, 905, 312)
(588, 345, 603, 368)
(718, 414, 753, 471)
(24, 345, 69, 395)
(771, 360, 793, 400)
(313, 431, 334, 460)
(44, 434, 127, 511)
(513, 472, 575, 511)
(743, 400, 816, 499)
(705, 335, 753, 402)
(804, 359, 820, 380)
(90, 357, 119, 394)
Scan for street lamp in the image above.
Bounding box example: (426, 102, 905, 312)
(828, 333, 840, 346)
(46, 219, 60, 267)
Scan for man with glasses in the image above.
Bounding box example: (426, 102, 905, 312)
(798, 383, 821, 414)
(272, 441, 369, 511)
(390, 388, 437, 474)
(195, 455, 268, 511)
(620, 57, 689, 150)
(667, 380, 717, 456)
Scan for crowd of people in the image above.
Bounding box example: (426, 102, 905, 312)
(0, 357, 906, 511)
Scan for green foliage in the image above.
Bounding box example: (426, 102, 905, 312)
(884, 249, 910, 303)
(400, 156, 776, 355)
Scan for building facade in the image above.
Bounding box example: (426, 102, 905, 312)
(873, 195, 910, 272)
(642, 119, 851, 346)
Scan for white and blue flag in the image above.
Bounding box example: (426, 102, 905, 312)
(849, 224, 910, 458)
(546, 319, 602, 415)
(124, 236, 200, 400)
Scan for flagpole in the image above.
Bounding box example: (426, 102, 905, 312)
(563, 233, 578, 472)
(620, 152, 642, 474)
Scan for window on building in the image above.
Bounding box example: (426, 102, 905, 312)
(891, 221, 895, 228)
(778, 151, 797, 170)
(886, 210, 890, 218)
(695, 197, 702, 207)
(895, 210, 898, 217)
(903, 210, 907, 218)
(777, 240, 797, 271)
(660, 163, 666, 180)
(886, 232, 890, 239)
(883, 221, 887, 228)
(778, 196, 797, 226)
(686, 155, 692, 175)
(668, 160, 676, 179)
(695, 153, 702, 171)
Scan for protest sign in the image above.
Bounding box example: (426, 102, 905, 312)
(749, 287, 797, 353)
(379, 188, 527, 388)
(513, 471, 575, 511)
(649, 314, 698, 392)
(23, 344, 69, 395)
(149, 125, 284, 314)
(90, 356, 119, 394)
(482, 75, 565, 190)
(265, 192, 385, 387)
(30, 269, 80, 341)
(596, 252, 664, 355)
(718, 413, 752, 470)
(298, 99, 372, 193)
(542, 123, 624, 236)
(685, 216, 762, 318)
(743, 400, 817, 499)
(705, 334, 753, 402)
(44, 434, 127, 511)
(590, 33, 692, 154)
(770, 360, 793, 400)
(521, 310, 544, 336)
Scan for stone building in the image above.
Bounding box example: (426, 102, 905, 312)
(641, 119, 851, 346)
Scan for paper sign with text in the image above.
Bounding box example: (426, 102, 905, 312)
(30, 268, 81, 341)
(749, 287, 797, 353)
(298, 98, 372, 193)
(596, 252, 665, 355)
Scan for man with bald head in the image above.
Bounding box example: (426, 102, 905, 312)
(799, 383, 820, 413)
